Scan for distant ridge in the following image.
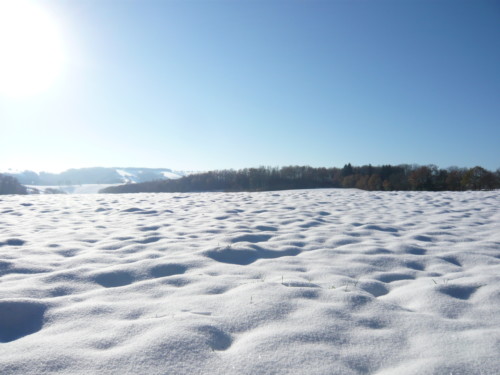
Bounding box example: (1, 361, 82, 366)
(2, 167, 188, 186)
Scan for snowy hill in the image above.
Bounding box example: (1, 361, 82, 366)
(0, 189, 499, 374)
(2, 167, 187, 186)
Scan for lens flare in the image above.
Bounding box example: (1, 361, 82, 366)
(0, 0, 65, 97)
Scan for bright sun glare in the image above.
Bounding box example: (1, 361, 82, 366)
(0, 0, 65, 97)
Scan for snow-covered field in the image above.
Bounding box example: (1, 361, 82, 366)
(27, 184, 120, 194)
(1, 189, 499, 374)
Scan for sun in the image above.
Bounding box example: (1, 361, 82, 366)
(0, 0, 65, 97)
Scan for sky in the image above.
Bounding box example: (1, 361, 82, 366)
(0, 0, 499, 173)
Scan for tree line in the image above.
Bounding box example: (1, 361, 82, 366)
(99, 164, 500, 194)
(0, 174, 28, 195)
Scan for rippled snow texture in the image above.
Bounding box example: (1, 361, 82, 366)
(1, 189, 499, 374)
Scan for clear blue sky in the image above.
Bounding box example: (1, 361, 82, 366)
(1, 0, 499, 173)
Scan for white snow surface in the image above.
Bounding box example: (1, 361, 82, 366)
(161, 171, 183, 179)
(116, 169, 135, 179)
(27, 184, 120, 194)
(0, 189, 499, 374)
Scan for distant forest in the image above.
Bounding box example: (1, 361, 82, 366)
(100, 164, 500, 194)
(0, 174, 28, 195)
